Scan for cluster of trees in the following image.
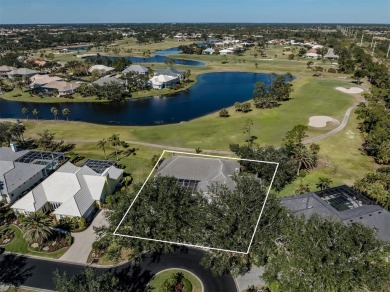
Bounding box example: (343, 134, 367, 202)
(356, 86, 390, 164)
(87, 56, 132, 72)
(77, 81, 130, 101)
(0, 121, 26, 146)
(0, 26, 123, 53)
(252, 73, 294, 109)
(178, 44, 205, 55)
(123, 72, 151, 92)
(231, 124, 319, 190)
(354, 167, 390, 209)
(114, 175, 268, 253)
(96, 134, 136, 162)
(201, 194, 390, 291)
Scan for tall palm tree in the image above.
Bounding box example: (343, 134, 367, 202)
(32, 109, 40, 122)
(62, 108, 70, 121)
(108, 134, 121, 161)
(292, 145, 316, 175)
(21, 212, 53, 244)
(50, 107, 59, 121)
(21, 107, 29, 119)
(97, 139, 107, 159)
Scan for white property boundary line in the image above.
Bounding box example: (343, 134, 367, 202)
(113, 150, 279, 254)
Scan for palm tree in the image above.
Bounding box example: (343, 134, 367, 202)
(32, 109, 40, 122)
(21, 212, 53, 244)
(108, 134, 121, 161)
(97, 139, 107, 159)
(316, 177, 333, 190)
(21, 107, 29, 119)
(292, 144, 316, 175)
(50, 107, 59, 121)
(62, 108, 70, 121)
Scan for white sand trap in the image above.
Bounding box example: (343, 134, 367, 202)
(309, 116, 340, 128)
(335, 87, 364, 94)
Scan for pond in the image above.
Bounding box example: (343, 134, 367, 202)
(0, 72, 277, 126)
(153, 47, 183, 55)
(84, 55, 205, 66)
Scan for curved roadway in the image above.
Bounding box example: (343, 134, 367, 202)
(0, 248, 237, 291)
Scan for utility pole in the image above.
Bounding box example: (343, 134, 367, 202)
(386, 43, 390, 59)
(371, 36, 375, 48)
(360, 32, 364, 46)
(372, 41, 376, 56)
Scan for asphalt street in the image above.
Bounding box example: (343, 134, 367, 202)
(0, 248, 237, 292)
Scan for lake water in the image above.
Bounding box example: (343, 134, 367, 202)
(86, 55, 205, 66)
(153, 47, 183, 55)
(0, 72, 276, 126)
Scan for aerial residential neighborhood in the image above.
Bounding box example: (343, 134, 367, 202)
(0, 1, 389, 292)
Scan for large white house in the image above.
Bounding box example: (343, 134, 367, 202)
(12, 161, 123, 220)
(149, 74, 180, 90)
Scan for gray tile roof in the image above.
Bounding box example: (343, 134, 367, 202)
(0, 147, 29, 161)
(93, 76, 126, 86)
(4, 162, 45, 194)
(157, 156, 240, 192)
(281, 191, 390, 241)
(122, 65, 149, 74)
(154, 67, 185, 78)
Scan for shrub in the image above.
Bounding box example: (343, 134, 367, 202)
(219, 108, 229, 117)
(328, 68, 337, 73)
(182, 277, 192, 292)
(65, 234, 73, 246)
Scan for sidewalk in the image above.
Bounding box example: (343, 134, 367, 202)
(59, 210, 108, 264)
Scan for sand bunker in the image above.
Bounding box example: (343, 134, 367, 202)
(335, 87, 364, 94)
(309, 116, 340, 128)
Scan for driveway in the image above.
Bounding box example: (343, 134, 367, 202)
(59, 210, 108, 264)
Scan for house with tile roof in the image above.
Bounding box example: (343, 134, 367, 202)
(154, 67, 185, 81)
(7, 68, 39, 78)
(281, 185, 390, 241)
(149, 74, 180, 90)
(0, 65, 16, 77)
(11, 161, 123, 220)
(0, 147, 64, 204)
(156, 156, 240, 201)
(122, 64, 149, 75)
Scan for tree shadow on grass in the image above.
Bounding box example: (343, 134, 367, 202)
(0, 253, 35, 287)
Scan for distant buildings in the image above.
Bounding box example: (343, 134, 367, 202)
(0, 147, 65, 204)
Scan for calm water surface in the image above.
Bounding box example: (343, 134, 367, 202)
(0, 72, 276, 126)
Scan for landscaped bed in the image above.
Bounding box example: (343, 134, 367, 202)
(148, 269, 202, 292)
(2, 225, 71, 259)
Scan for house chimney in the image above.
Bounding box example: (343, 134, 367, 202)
(10, 143, 17, 152)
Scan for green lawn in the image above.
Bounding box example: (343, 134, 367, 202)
(2, 225, 69, 259)
(22, 75, 359, 150)
(277, 112, 377, 197)
(148, 269, 202, 292)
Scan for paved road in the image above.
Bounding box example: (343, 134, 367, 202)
(60, 210, 108, 263)
(65, 139, 233, 155)
(303, 104, 358, 145)
(0, 249, 237, 292)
